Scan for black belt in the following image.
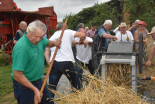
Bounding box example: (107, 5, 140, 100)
(31, 79, 40, 83)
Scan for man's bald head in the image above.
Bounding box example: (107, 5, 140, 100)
(19, 21, 27, 32)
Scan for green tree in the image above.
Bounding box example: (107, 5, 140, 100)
(64, 0, 154, 30)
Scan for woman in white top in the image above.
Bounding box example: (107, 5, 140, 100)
(115, 22, 134, 42)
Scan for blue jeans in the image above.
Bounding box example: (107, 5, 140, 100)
(49, 61, 81, 98)
(13, 79, 53, 104)
(75, 59, 94, 87)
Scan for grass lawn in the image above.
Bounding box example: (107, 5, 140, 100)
(0, 51, 49, 104)
(0, 53, 17, 104)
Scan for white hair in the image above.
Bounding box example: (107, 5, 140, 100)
(78, 23, 84, 28)
(103, 19, 112, 25)
(27, 20, 47, 34)
(135, 19, 140, 23)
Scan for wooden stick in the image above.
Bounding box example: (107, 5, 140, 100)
(35, 18, 68, 104)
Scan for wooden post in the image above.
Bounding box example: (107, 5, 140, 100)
(35, 18, 68, 104)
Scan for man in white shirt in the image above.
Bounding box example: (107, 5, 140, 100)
(45, 22, 86, 99)
(115, 22, 134, 42)
(73, 28, 93, 87)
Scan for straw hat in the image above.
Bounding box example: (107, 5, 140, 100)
(148, 26, 155, 35)
(119, 22, 127, 27)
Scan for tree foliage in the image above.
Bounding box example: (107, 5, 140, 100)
(124, 0, 155, 30)
(64, 0, 155, 31)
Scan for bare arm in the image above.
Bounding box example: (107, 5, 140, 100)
(146, 46, 155, 66)
(149, 46, 155, 61)
(145, 28, 149, 34)
(74, 32, 86, 40)
(13, 40, 17, 44)
(13, 71, 42, 103)
(134, 31, 139, 42)
(128, 24, 135, 31)
(143, 29, 149, 43)
(102, 33, 118, 40)
(145, 46, 155, 66)
(44, 48, 50, 65)
(72, 40, 78, 46)
(47, 39, 61, 48)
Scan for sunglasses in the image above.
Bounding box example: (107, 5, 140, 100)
(138, 24, 143, 27)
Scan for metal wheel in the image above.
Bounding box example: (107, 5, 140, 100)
(1, 40, 14, 64)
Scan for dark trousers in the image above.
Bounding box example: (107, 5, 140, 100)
(49, 61, 81, 98)
(13, 79, 53, 104)
(75, 59, 94, 87)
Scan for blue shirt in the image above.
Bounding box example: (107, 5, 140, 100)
(98, 27, 110, 37)
(97, 27, 110, 48)
(43, 34, 47, 39)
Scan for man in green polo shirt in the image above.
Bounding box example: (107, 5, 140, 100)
(11, 20, 61, 104)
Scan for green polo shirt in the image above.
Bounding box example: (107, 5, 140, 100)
(11, 33, 49, 81)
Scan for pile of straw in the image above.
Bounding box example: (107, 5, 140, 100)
(52, 76, 148, 104)
(106, 64, 131, 86)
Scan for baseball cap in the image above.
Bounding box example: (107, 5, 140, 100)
(138, 21, 147, 27)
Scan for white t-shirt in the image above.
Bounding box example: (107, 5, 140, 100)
(49, 29, 76, 62)
(75, 37, 93, 64)
(113, 27, 119, 34)
(115, 31, 134, 42)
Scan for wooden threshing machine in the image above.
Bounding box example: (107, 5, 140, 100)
(92, 33, 155, 102)
(0, 0, 57, 63)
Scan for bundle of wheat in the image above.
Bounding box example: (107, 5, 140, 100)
(105, 64, 131, 86)
(51, 76, 148, 104)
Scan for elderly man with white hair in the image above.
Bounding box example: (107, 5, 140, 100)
(97, 19, 117, 48)
(11, 20, 61, 104)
